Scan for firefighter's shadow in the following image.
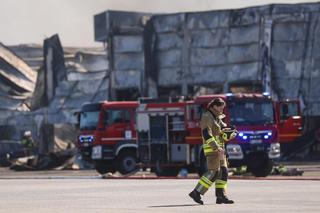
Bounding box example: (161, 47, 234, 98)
(148, 204, 213, 208)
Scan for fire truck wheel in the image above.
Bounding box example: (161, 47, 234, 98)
(154, 160, 180, 177)
(248, 159, 273, 177)
(95, 160, 116, 175)
(117, 150, 138, 175)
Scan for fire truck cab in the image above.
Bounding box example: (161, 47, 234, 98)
(189, 93, 281, 177)
(78, 101, 138, 175)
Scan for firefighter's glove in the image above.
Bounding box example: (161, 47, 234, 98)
(221, 128, 238, 141)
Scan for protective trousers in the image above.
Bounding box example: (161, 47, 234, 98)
(194, 152, 228, 196)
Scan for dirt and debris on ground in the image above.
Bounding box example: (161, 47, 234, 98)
(229, 164, 304, 177)
(6, 149, 94, 171)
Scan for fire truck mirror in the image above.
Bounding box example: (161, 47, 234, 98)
(103, 111, 108, 126)
(281, 104, 289, 120)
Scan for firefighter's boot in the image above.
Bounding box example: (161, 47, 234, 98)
(216, 188, 234, 204)
(189, 189, 203, 205)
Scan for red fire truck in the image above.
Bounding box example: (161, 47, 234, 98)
(77, 101, 138, 174)
(136, 94, 282, 177)
(77, 94, 302, 177)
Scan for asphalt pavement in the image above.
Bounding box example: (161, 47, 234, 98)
(0, 177, 319, 213)
(0, 163, 319, 212)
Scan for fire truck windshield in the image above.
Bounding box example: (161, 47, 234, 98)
(228, 100, 274, 125)
(80, 111, 100, 130)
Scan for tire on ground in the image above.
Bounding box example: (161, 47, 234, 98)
(116, 150, 138, 175)
(154, 159, 180, 177)
(95, 160, 116, 175)
(248, 159, 273, 177)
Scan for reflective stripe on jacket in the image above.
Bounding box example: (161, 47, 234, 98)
(200, 110, 226, 156)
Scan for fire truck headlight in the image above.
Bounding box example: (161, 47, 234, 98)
(79, 135, 94, 143)
(269, 143, 280, 159)
(89, 136, 94, 142)
(264, 132, 272, 139)
(238, 132, 248, 140)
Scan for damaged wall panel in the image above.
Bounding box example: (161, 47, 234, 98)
(95, 2, 320, 116)
(0, 43, 37, 96)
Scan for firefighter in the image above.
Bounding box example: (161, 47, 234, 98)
(21, 131, 37, 156)
(189, 98, 237, 204)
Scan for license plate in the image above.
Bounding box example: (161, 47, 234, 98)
(250, 139, 262, 144)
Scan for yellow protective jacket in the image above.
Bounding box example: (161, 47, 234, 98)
(200, 110, 227, 156)
(21, 137, 36, 148)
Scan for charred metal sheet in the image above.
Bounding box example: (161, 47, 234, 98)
(228, 44, 260, 63)
(112, 70, 140, 89)
(53, 81, 76, 97)
(43, 34, 67, 104)
(114, 53, 144, 70)
(0, 63, 34, 94)
(55, 95, 92, 110)
(0, 110, 14, 123)
(277, 78, 302, 98)
(187, 11, 229, 29)
(272, 60, 302, 79)
(156, 33, 183, 50)
(157, 68, 181, 86)
(0, 43, 36, 95)
(95, 77, 109, 91)
(153, 14, 185, 33)
(67, 71, 106, 81)
(190, 30, 229, 47)
(190, 62, 258, 83)
(30, 66, 45, 110)
(0, 96, 27, 111)
(157, 49, 181, 68)
(92, 90, 109, 103)
(270, 3, 320, 14)
(229, 8, 260, 26)
(72, 52, 108, 71)
(273, 23, 307, 41)
(8, 44, 43, 70)
(191, 48, 227, 66)
(114, 36, 143, 53)
(73, 80, 104, 96)
(229, 26, 260, 44)
(94, 10, 151, 41)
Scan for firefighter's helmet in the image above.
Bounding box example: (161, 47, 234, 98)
(23, 131, 32, 137)
(207, 98, 225, 109)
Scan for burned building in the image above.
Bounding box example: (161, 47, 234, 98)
(94, 2, 320, 122)
(0, 35, 108, 156)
